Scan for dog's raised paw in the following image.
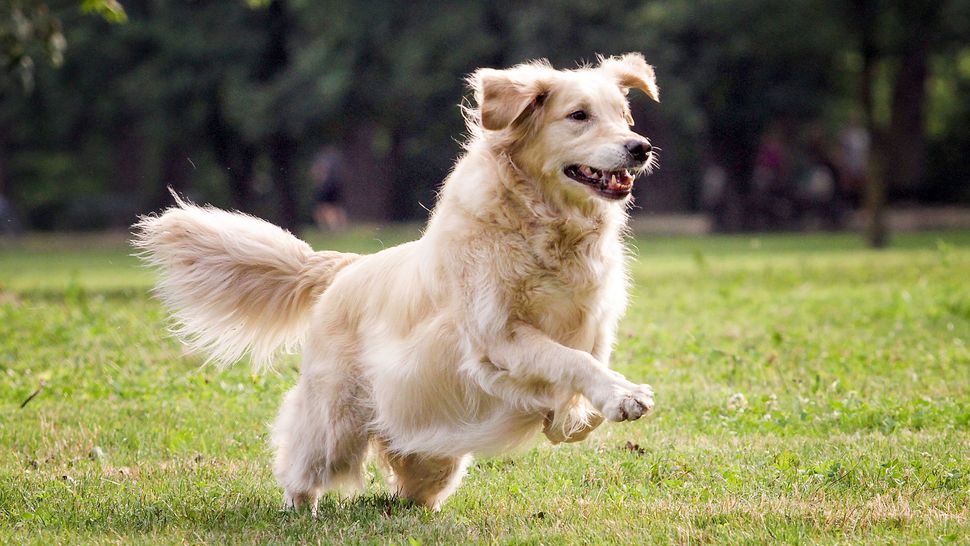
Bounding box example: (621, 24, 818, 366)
(601, 384, 654, 422)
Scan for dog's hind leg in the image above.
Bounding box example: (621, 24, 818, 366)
(376, 444, 472, 511)
(271, 365, 370, 515)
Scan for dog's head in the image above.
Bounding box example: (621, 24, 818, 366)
(468, 53, 659, 205)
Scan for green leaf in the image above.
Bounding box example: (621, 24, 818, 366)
(80, 0, 128, 24)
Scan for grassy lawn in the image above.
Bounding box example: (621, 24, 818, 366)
(1, 227, 968, 544)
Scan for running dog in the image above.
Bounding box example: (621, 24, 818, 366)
(134, 52, 660, 512)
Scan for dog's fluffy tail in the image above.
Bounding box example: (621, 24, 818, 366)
(132, 196, 360, 372)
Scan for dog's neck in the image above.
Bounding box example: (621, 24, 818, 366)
(495, 148, 627, 237)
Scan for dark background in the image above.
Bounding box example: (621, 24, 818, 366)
(1, 0, 968, 237)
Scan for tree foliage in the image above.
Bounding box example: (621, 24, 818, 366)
(1, 1, 125, 91)
(1, 0, 968, 234)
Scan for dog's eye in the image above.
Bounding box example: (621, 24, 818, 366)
(567, 110, 588, 121)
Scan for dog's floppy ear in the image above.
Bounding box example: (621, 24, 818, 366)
(598, 53, 660, 102)
(470, 68, 550, 131)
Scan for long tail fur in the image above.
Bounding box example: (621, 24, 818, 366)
(132, 196, 359, 372)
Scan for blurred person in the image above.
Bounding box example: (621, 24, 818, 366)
(701, 157, 743, 232)
(310, 148, 347, 231)
(700, 162, 727, 212)
(749, 120, 794, 230)
(837, 112, 870, 208)
(796, 124, 848, 229)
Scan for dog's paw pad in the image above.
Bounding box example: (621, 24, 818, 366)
(602, 385, 654, 422)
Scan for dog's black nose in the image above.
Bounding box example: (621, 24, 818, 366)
(625, 140, 652, 163)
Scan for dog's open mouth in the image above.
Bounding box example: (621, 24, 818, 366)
(564, 165, 635, 199)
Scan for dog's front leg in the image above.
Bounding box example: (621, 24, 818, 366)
(486, 323, 653, 423)
(542, 397, 605, 444)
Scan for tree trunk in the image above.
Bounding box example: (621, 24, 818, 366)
(342, 122, 393, 222)
(109, 117, 147, 226)
(0, 122, 7, 196)
(225, 149, 255, 211)
(150, 141, 193, 210)
(260, 0, 297, 230)
(112, 118, 144, 194)
(386, 128, 416, 221)
(863, 137, 888, 249)
(268, 132, 298, 233)
(887, 42, 929, 197)
(206, 85, 256, 212)
(886, 0, 940, 198)
(853, 0, 887, 248)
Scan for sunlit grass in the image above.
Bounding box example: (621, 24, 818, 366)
(1, 228, 968, 544)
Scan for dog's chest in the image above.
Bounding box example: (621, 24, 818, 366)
(508, 225, 624, 348)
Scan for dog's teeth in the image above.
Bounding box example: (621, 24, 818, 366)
(580, 166, 593, 177)
(610, 174, 617, 186)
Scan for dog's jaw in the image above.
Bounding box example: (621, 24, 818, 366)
(563, 164, 636, 200)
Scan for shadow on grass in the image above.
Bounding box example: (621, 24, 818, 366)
(9, 490, 466, 540)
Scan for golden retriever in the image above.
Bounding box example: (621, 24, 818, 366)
(134, 53, 660, 512)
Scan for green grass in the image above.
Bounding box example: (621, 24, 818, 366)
(1, 227, 968, 544)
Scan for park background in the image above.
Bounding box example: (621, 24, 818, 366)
(2, 0, 969, 240)
(1, 1, 969, 544)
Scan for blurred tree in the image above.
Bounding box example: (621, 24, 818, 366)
(1, 1, 125, 91)
(652, 0, 843, 228)
(2, 0, 967, 231)
(850, 0, 888, 247)
(843, 0, 968, 247)
(1, 2, 64, 93)
(925, 48, 970, 205)
(0, 0, 123, 196)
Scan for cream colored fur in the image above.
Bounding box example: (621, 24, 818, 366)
(134, 53, 660, 512)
